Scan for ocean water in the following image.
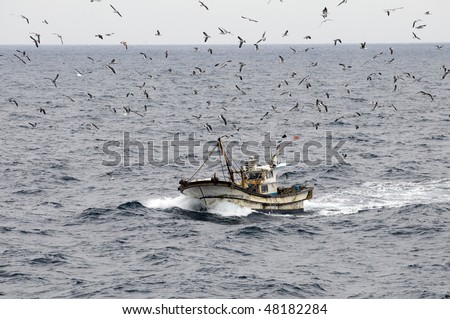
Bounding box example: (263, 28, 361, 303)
(0, 44, 449, 298)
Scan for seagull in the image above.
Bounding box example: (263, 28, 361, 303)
(204, 123, 212, 132)
(304, 35, 311, 40)
(282, 30, 289, 37)
(237, 36, 246, 48)
(192, 114, 202, 120)
(238, 61, 245, 72)
(39, 108, 46, 115)
(42, 19, 48, 24)
(199, 1, 209, 10)
(9, 98, 18, 106)
(418, 91, 434, 101)
(321, 7, 328, 18)
(219, 114, 227, 125)
(120, 41, 128, 49)
(316, 99, 328, 112)
(155, 30, 161, 36)
(165, 50, 169, 58)
(260, 112, 269, 121)
(53, 33, 64, 44)
(44, 74, 59, 87)
(110, 4, 122, 17)
(333, 38, 342, 45)
(203, 32, 211, 42)
(435, 45, 443, 50)
(29, 36, 39, 48)
(412, 32, 421, 40)
(360, 42, 367, 49)
(95, 34, 103, 40)
(389, 47, 394, 54)
(218, 27, 232, 35)
(290, 103, 299, 111)
(106, 64, 116, 74)
(20, 15, 30, 24)
(13, 53, 27, 64)
(384, 7, 404, 16)
(337, 0, 347, 6)
(278, 55, 284, 63)
(241, 16, 258, 22)
(30, 32, 41, 43)
(256, 31, 267, 43)
(74, 69, 84, 77)
(412, 19, 422, 28)
(28, 122, 37, 128)
(319, 18, 333, 27)
(140, 52, 152, 60)
(63, 94, 75, 102)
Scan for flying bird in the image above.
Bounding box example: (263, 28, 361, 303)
(120, 41, 128, 49)
(110, 5, 122, 17)
(237, 36, 246, 48)
(333, 38, 342, 45)
(204, 123, 212, 133)
(241, 16, 258, 22)
(9, 98, 18, 107)
(155, 30, 161, 36)
(13, 53, 27, 64)
(360, 42, 367, 49)
(106, 64, 116, 74)
(337, 0, 347, 6)
(30, 36, 39, 48)
(44, 74, 59, 87)
(219, 114, 227, 125)
(412, 19, 422, 28)
(260, 112, 269, 121)
(218, 27, 232, 35)
(412, 32, 421, 40)
(282, 30, 289, 37)
(384, 7, 404, 16)
(418, 91, 434, 101)
(203, 31, 211, 42)
(199, 1, 209, 10)
(20, 15, 30, 24)
(321, 7, 328, 18)
(53, 33, 64, 44)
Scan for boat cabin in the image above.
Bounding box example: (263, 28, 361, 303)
(241, 158, 278, 195)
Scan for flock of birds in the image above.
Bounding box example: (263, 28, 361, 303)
(3, 0, 448, 140)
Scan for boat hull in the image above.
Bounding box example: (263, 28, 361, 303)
(178, 180, 313, 214)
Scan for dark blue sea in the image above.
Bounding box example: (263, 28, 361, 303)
(0, 44, 449, 298)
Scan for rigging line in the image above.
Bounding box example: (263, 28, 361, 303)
(187, 143, 218, 182)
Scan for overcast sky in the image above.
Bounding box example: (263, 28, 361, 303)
(1, 0, 449, 46)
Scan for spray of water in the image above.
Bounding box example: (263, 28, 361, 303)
(307, 179, 450, 216)
(142, 195, 255, 217)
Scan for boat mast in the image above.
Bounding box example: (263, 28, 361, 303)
(218, 138, 235, 183)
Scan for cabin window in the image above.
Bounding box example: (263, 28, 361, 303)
(247, 172, 262, 180)
(261, 185, 268, 193)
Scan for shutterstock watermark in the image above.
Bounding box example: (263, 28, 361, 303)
(101, 132, 347, 167)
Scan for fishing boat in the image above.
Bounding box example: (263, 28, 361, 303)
(178, 137, 313, 214)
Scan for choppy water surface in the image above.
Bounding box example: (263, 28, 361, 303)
(0, 44, 449, 298)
